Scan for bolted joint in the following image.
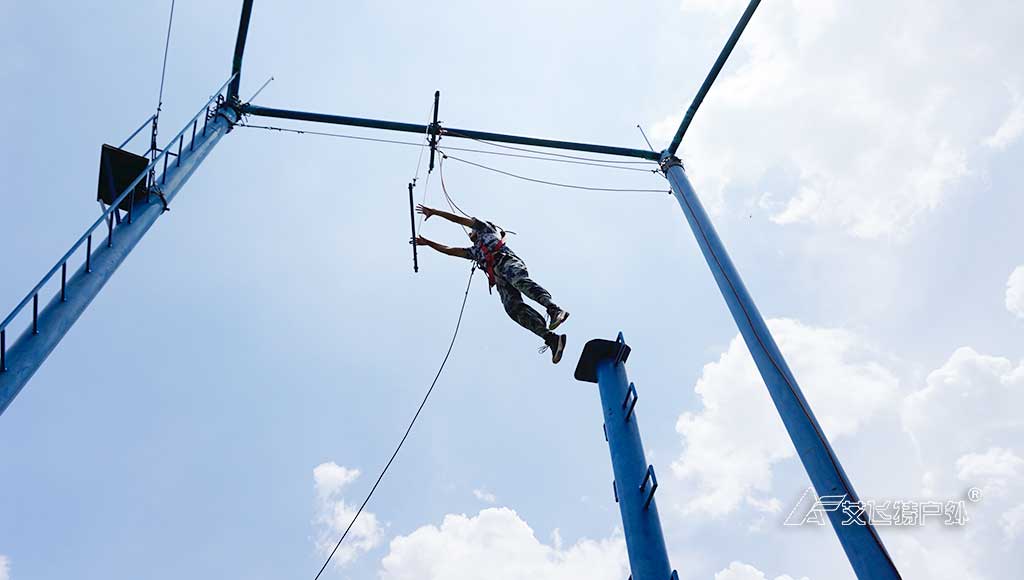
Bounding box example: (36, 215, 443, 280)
(659, 153, 683, 173)
(219, 97, 243, 133)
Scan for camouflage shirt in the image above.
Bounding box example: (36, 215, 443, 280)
(465, 218, 518, 270)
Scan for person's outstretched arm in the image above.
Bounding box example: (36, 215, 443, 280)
(415, 235, 471, 259)
(416, 204, 475, 229)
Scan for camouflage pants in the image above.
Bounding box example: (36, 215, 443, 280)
(494, 256, 558, 340)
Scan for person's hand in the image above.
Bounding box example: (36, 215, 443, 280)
(415, 204, 434, 220)
(415, 235, 431, 246)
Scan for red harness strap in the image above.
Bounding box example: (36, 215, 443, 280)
(478, 238, 506, 289)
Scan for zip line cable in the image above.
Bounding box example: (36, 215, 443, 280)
(442, 145, 659, 173)
(438, 154, 472, 218)
(312, 266, 476, 580)
(441, 128, 658, 164)
(439, 152, 670, 194)
(242, 123, 426, 148)
(237, 125, 668, 195)
(156, 0, 175, 116)
(411, 100, 436, 186)
(434, 155, 472, 236)
(139, 0, 175, 210)
(413, 103, 439, 231)
(239, 124, 657, 173)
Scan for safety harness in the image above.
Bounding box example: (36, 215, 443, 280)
(477, 236, 506, 292)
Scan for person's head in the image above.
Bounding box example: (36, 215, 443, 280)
(467, 230, 478, 243)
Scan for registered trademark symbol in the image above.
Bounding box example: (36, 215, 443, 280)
(967, 487, 983, 502)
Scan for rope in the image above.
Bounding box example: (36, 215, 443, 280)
(238, 124, 656, 173)
(241, 124, 424, 148)
(433, 155, 472, 235)
(313, 266, 476, 580)
(239, 124, 668, 195)
(156, 0, 175, 116)
(442, 128, 657, 164)
(440, 152, 670, 194)
(444, 146, 659, 173)
(439, 155, 472, 218)
(145, 0, 175, 196)
(414, 102, 438, 231)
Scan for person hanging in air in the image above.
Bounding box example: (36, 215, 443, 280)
(414, 204, 570, 363)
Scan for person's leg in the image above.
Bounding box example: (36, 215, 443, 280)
(496, 278, 567, 363)
(496, 277, 552, 340)
(500, 259, 569, 330)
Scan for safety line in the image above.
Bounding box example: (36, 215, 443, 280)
(414, 102, 438, 231)
(241, 123, 425, 148)
(442, 128, 658, 164)
(438, 155, 472, 218)
(312, 266, 476, 580)
(445, 147, 659, 173)
(441, 152, 670, 194)
(156, 0, 175, 114)
(240, 124, 656, 173)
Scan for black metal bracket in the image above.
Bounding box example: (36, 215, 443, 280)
(623, 382, 638, 422)
(640, 465, 658, 509)
(408, 182, 419, 273)
(428, 90, 441, 171)
(614, 331, 629, 366)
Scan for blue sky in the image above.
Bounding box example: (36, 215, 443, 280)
(2, 1, 1023, 579)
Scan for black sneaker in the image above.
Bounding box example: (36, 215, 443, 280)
(548, 308, 570, 331)
(551, 333, 567, 364)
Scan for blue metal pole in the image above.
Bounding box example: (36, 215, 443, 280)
(227, 0, 255, 101)
(242, 105, 661, 161)
(576, 333, 675, 580)
(0, 95, 238, 416)
(666, 0, 762, 155)
(659, 156, 900, 579)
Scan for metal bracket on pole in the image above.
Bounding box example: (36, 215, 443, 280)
(640, 465, 658, 509)
(623, 382, 638, 422)
(428, 90, 440, 171)
(408, 182, 419, 273)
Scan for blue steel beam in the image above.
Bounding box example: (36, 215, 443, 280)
(227, 0, 255, 101)
(659, 156, 900, 579)
(576, 334, 675, 580)
(242, 104, 662, 161)
(0, 82, 238, 416)
(666, 0, 762, 155)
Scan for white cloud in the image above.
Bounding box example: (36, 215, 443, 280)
(901, 346, 1024, 555)
(472, 488, 497, 503)
(955, 447, 1024, 500)
(0, 555, 8, 580)
(378, 508, 627, 580)
(314, 462, 361, 498)
(312, 462, 383, 568)
(1001, 503, 1024, 541)
(886, 535, 980, 580)
(713, 561, 808, 580)
(655, 0, 1024, 238)
(986, 84, 1024, 150)
(901, 347, 1024, 496)
(1006, 266, 1024, 319)
(671, 319, 897, 516)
